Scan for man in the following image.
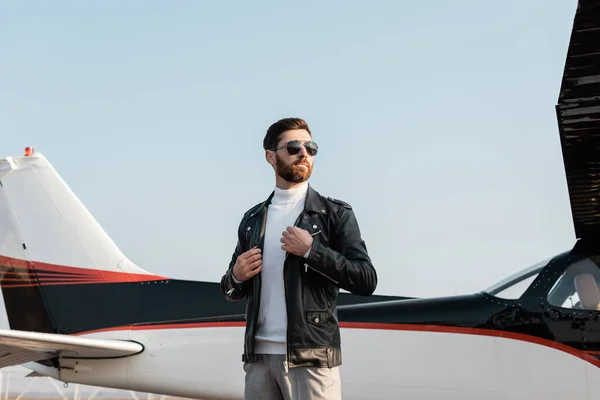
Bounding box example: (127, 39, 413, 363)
(220, 117, 377, 400)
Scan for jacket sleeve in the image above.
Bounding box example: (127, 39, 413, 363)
(220, 220, 249, 302)
(304, 207, 377, 296)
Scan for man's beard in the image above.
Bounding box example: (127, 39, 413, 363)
(276, 156, 312, 183)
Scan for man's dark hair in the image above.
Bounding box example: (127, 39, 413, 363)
(263, 118, 311, 150)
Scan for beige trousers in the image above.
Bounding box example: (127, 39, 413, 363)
(243, 354, 342, 400)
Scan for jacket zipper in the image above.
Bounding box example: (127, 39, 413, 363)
(249, 207, 268, 363)
(304, 263, 339, 284)
(283, 212, 304, 373)
(303, 229, 339, 283)
(283, 255, 289, 373)
(303, 229, 321, 272)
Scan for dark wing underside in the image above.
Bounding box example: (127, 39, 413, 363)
(556, 0, 600, 240)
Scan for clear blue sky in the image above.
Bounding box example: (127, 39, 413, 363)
(1, 0, 579, 298)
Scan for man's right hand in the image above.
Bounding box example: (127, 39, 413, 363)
(232, 247, 262, 282)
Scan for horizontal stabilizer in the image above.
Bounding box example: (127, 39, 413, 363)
(0, 329, 142, 368)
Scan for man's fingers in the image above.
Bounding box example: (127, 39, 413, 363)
(233, 247, 265, 280)
(245, 262, 261, 275)
(246, 253, 262, 263)
(241, 247, 261, 259)
(250, 265, 262, 275)
(246, 247, 261, 255)
(239, 255, 262, 271)
(248, 258, 262, 269)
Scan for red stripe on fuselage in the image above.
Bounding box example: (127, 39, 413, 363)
(70, 321, 600, 369)
(341, 322, 600, 367)
(0, 255, 169, 285)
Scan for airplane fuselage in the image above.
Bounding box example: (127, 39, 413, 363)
(26, 309, 600, 400)
(20, 250, 600, 400)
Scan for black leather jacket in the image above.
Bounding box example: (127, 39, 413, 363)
(220, 185, 377, 368)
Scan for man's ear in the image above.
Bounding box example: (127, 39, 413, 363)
(265, 150, 276, 166)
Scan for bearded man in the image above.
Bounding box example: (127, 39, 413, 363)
(220, 117, 377, 400)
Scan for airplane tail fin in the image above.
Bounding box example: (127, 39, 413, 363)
(0, 148, 167, 333)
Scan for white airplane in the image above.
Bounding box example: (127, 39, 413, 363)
(1, 1, 599, 399)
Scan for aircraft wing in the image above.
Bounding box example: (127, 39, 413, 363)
(0, 329, 142, 368)
(556, 0, 600, 240)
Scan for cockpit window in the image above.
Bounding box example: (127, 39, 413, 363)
(492, 273, 539, 299)
(484, 258, 550, 300)
(547, 257, 600, 311)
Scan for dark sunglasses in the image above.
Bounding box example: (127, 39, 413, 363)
(271, 140, 319, 156)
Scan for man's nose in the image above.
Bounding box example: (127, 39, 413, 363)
(297, 145, 308, 157)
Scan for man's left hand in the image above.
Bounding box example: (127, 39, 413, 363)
(281, 226, 313, 257)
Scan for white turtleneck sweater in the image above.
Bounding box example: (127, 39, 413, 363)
(254, 182, 309, 355)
